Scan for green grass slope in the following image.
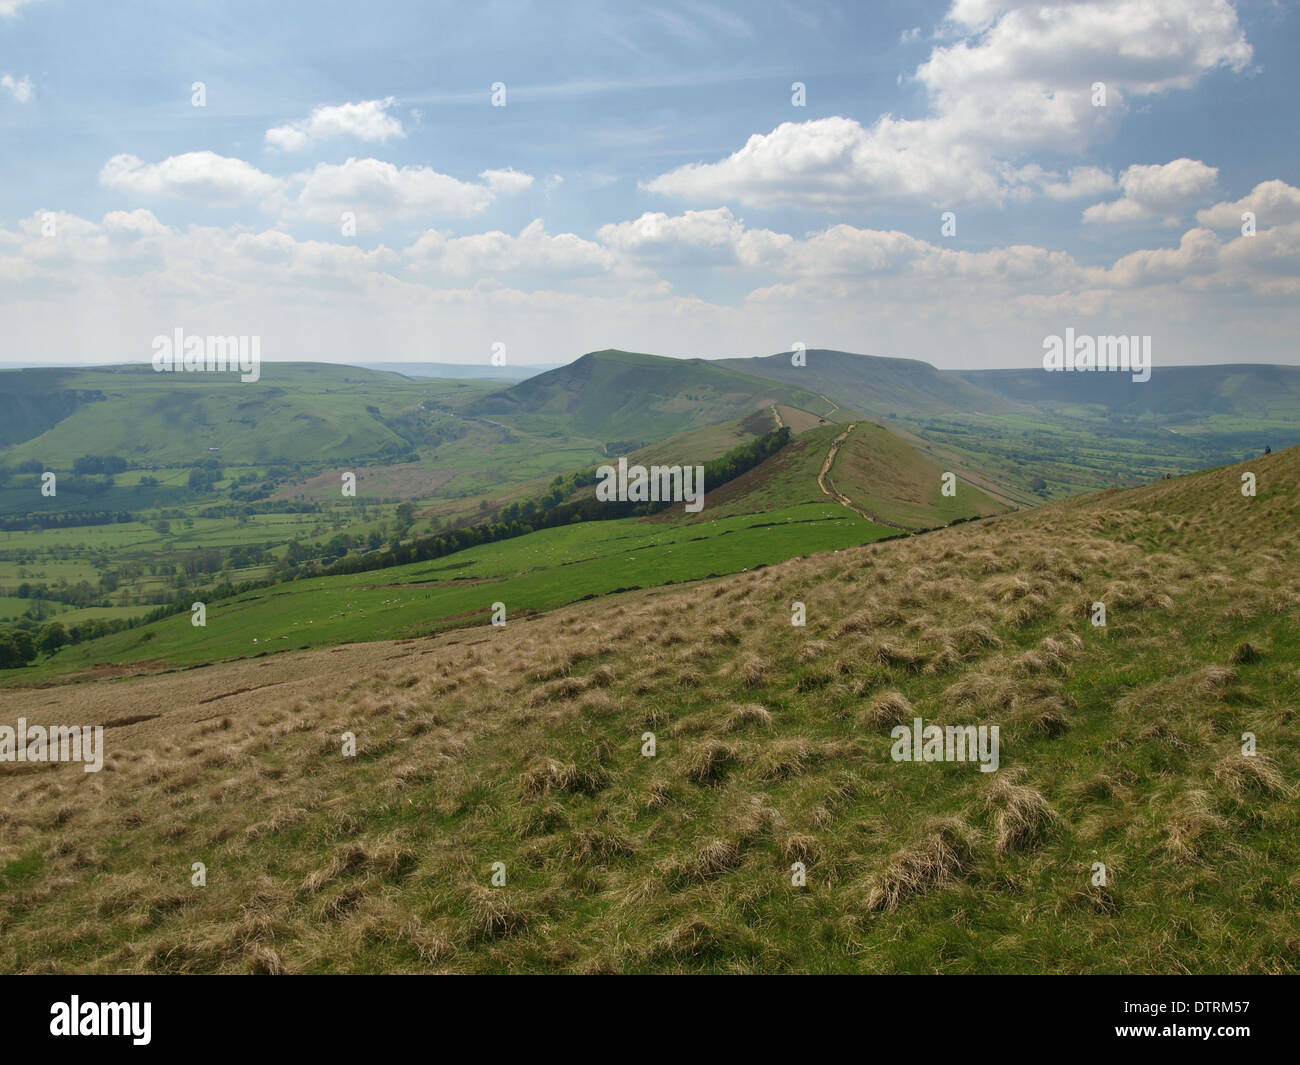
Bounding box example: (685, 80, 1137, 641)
(688, 421, 1008, 528)
(957, 363, 1300, 421)
(7, 500, 896, 684)
(717, 349, 1022, 419)
(466, 350, 835, 446)
(1, 364, 493, 466)
(2, 446, 1294, 973)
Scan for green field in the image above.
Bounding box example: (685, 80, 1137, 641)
(10, 502, 900, 681)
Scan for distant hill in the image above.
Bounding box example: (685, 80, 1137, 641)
(359, 362, 558, 381)
(717, 349, 1023, 419)
(465, 349, 835, 448)
(955, 363, 1300, 420)
(0, 363, 465, 466)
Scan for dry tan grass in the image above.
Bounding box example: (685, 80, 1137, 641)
(1213, 753, 1292, 800)
(861, 690, 914, 730)
(724, 704, 773, 731)
(986, 773, 1058, 858)
(863, 817, 976, 913)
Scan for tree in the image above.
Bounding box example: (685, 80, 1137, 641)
(37, 621, 69, 655)
(0, 632, 32, 669)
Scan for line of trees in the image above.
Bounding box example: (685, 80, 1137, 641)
(321, 426, 792, 578)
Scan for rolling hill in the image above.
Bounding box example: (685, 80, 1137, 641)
(0, 363, 484, 467)
(465, 349, 837, 447)
(956, 363, 1300, 421)
(2, 443, 1294, 973)
(718, 349, 1024, 419)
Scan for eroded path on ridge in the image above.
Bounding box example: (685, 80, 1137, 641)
(817, 423, 910, 530)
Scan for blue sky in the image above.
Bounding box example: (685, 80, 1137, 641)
(3, 0, 1299, 368)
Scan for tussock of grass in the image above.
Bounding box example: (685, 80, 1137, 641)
(863, 817, 976, 913)
(725, 704, 773, 731)
(1213, 753, 1291, 800)
(862, 690, 914, 730)
(683, 740, 739, 786)
(520, 759, 609, 797)
(986, 773, 1058, 858)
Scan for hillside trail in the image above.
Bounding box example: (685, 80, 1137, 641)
(816, 423, 910, 531)
(818, 393, 840, 417)
(770, 404, 785, 428)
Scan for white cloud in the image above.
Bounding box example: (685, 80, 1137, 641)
(479, 168, 535, 196)
(1083, 158, 1218, 225)
(99, 152, 284, 206)
(265, 98, 405, 151)
(6, 188, 1300, 370)
(406, 219, 614, 277)
(644, 115, 1002, 209)
(598, 207, 789, 266)
(1197, 180, 1300, 230)
(1102, 226, 1222, 287)
(646, 0, 1251, 209)
(1038, 166, 1117, 201)
(290, 157, 533, 228)
(1, 73, 34, 103)
(601, 207, 1086, 289)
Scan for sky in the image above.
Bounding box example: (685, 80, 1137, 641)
(2, 0, 1299, 370)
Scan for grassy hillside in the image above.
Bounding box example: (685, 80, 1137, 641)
(957, 363, 1300, 422)
(6, 499, 897, 684)
(0, 363, 492, 467)
(692, 421, 1008, 528)
(717, 349, 1022, 419)
(466, 350, 835, 446)
(3, 447, 1294, 973)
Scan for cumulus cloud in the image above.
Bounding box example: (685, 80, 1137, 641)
(405, 219, 614, 277)
(598, 207, 789, 266)
(7, 178, 1300, 369)
(1102, 226, 1222, 287)
(100, 151, 284, 206)
(290, 157, 533, 227)
(1, 73, 33, 102)
(601, 206, 1085, 289)
(265, 98, 405, 151)
(1038, 166, 1117, 201)
(479, 168, 535, 196)
(646, 0, 1251, 208)
(1197, 180, 1300, 230)
(1083, 158, 1218, 225)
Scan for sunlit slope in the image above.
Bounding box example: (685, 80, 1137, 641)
(0, 364, 490, 466)
(6, 501, 896, 684)
(466, 350, 835, 445)
(717, 349, 1022, 418)
(958, 363, 1300, 421)
(691, 421, 1009, 528)
(1, 448, 1295, 973)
